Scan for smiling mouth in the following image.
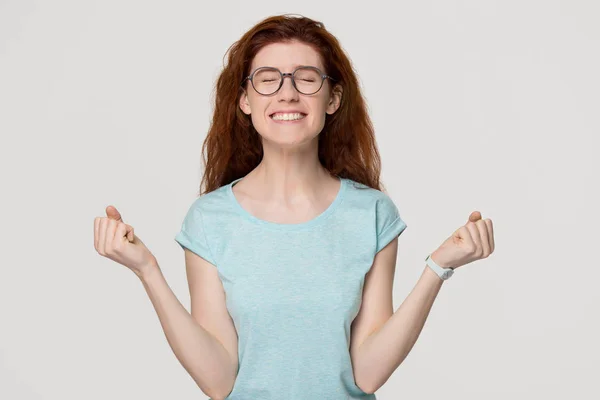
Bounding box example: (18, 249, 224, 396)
(269, 112, 307, 121)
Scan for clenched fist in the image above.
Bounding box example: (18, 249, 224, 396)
(430, 211, 495, 270)
(94, 205, 157, 279)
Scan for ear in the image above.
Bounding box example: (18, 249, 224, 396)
(326, 83, 343, 115)
(239, 88, 252, 115)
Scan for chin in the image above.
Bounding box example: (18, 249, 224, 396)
(259, 130, 319, 148)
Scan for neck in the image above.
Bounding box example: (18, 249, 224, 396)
(244, 141, 336, 203)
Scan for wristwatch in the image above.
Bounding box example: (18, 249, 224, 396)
(425, 254, 454, 281)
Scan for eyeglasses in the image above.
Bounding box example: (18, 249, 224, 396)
(243, 66, 335, 96)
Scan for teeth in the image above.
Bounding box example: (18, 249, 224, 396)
(271, 113, 305, 121)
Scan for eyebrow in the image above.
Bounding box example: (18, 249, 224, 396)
(256, 64, 321, 71)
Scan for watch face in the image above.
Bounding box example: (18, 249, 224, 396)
(443, 270, 454, 279)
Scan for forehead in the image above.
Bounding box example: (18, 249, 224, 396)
(250, 41, 324, 72)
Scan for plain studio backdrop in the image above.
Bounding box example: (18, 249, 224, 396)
(1, 0, 598, 399)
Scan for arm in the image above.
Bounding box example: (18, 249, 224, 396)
(351, 241, 444, 393)
(138, 262, 237, 400)
(354, 211, 495, 393)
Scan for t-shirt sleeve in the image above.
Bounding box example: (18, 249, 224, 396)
(375, 194, 408, 254)
(174, 199, 217, 265)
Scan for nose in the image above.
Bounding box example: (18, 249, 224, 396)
(276, 74, 299, 102)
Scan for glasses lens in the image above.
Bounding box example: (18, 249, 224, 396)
(293, 67, 323, 94)
(252, 68, 281, 95)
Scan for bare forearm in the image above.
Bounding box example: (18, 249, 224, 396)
(138, 264, 236, 399)
(355, 265, 444, 393)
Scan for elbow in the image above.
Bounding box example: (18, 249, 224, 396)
(355, 369, 384, 395)
(192, 370, 235, 400)
(206, 385, 233, 400)
(197, 354, 238, 399)
(206, 367, 237, 400)
(204, 377, 235, 400)
(358, 384, 377, 396)
(355, 375, 377, 395)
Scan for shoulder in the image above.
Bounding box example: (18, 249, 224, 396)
(343, 178, 398, 210)
(183, 183, 231, 215)
(175, 183, 234, 266)
(177, 183, 234, 240)
(343, 178, 408, 253)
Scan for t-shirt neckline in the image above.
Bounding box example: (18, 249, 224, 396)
(227, 176, 347, 231)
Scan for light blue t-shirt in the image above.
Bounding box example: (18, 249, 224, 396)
(175, 176, 407, 399)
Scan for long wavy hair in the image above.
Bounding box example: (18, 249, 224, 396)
(198, 14, 386, 195)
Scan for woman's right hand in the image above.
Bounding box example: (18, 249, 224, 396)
(94, 205, 158, 279)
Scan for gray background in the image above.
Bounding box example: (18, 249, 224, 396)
(1, 0, 598, 398)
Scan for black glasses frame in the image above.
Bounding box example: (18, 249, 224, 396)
(242, 66, 335, 95)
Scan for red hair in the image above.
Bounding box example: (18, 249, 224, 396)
(197, 14, 386, 195)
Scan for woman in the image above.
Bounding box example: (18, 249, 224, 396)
(94, 14, 495, 400)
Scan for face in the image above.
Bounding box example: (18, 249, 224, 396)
(239, 40, 342, 148)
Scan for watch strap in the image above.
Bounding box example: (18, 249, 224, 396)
(425, 254, 454, 280)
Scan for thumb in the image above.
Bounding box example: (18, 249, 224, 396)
(106, 205, 123, 222)
(468, 210, 481, 223)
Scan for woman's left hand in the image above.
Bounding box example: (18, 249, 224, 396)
(430, 211, 495, 270)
